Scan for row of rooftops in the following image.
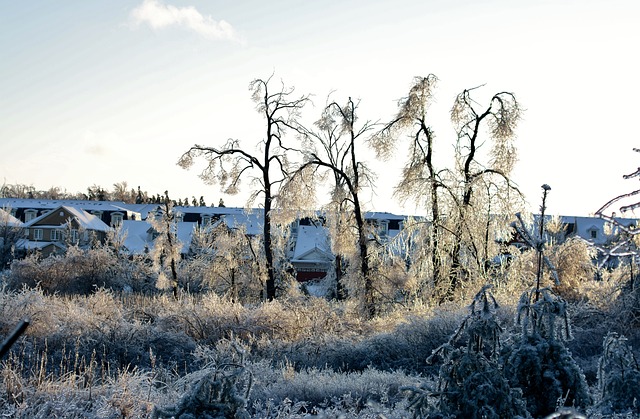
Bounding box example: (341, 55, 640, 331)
(0, 198, 404, 223)
(2, 198, 639, 251)
(0, 199, 407, 265)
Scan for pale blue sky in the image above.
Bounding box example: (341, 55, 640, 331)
(1, 0, 638, 216)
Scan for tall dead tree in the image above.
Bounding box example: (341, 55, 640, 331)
(178, 77, 309, 301)
(381, 77, 523, 300)
(286, 96, 383, 317)
(381, 75, 447, 293)
(446, 86, 522, 294)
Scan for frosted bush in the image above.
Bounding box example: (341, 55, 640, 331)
(152, 341, 252, 419)
(249, 362, 416, 414)
(596, 332, 640, 414)
(5, 246, 129, 294)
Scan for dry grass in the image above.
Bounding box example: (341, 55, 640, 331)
(2, 250, 640, 417)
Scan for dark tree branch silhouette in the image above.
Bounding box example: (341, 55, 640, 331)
(178, 76, 310, 301)
(285, 96, 383, 317)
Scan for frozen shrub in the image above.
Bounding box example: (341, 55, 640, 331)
(404, 286, 528, 419)
(6, 246, 126, 295)
(596, 332, 640, 414)
(503, 288, 592, 417)
(549, 238, 597, 302)
(250, 304, 460, 375)
(152, 342, 252, 419)
(247, 360, 416, 414)
(151, 367, 251, 419)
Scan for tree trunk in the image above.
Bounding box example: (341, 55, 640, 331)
(335, 255, 347, 300)
(353, 195, 373, 317)
(263, 204, 276, 301)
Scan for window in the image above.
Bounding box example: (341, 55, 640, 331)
(25, 209, 38, 222)
(91, 210, 103, 220)
(110, 212, 124, 227)
(50, 229, 61, 241)
(565, 223, 576, 235)
(589, 229, 598, 239)
(201, 215, 212, 226)
(33, 228, 43, 240)
(378, 220, 389, 237)
(70, 229, 79, 243)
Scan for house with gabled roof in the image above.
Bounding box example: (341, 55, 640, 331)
(0, 198, 413, 277)
(0, 198, 141, 227)
(518, 214, 640, 247)
(19, 206, 110, 257)
(290, 224, 334, 281)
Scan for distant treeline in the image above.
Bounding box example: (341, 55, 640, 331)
(0, 181, 224, 207)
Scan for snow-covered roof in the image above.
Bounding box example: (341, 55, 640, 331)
(119, 203, 162, 220)
(292, 225, 333, 263)
(15, 239, 66, 251)
(0, 208, 22, 227)
(0, 198, 141, 220)
(175, 222, 197, 253)
(0, 198, 122, 210)
(63, 206, 111, 232)
(120, 220, 196, 255)
(364, 211, 406, 221)
(23, 206, 110, 232)
(121, 220, 152, 254)
(221, 211, 264, 236)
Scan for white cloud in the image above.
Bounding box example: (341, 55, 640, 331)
(129, 0, 240, 42)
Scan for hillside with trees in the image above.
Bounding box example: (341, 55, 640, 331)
(2, 76, 640, 417)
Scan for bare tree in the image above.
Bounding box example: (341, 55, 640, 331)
(112, 181, 132, 203)
(285, 96, 383, 317)
(178, 77, 309, 301)
(440, 85, 523, 294)
(382, 77, 523, 300)
(381, 75, 447, 294)
(595, 148, 640, 277)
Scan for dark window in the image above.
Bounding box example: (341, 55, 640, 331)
(565, 223, 575, 235)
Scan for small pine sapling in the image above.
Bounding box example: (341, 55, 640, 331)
(506, 186, 591, 416)
(596, 332, 640, 414)
(503, 287, 592, 417)
(403, 285, 528, 419)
